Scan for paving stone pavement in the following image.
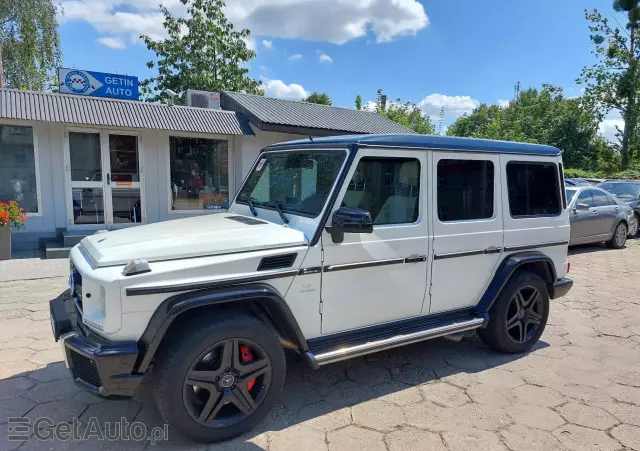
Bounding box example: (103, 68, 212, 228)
(1, 242, 640, 450)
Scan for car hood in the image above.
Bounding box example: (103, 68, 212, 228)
(79, 213, 308, 267)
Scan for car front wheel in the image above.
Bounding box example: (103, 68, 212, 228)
(153, 313, 286, 443)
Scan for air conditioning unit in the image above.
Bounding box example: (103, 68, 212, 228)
(186, 90, 221, 109)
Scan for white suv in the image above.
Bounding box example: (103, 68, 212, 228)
(50, 134, 573, 443)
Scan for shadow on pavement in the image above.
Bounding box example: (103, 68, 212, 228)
(6, 335, 547, 450)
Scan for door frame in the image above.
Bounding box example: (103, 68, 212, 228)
(63, 127, 147, 230)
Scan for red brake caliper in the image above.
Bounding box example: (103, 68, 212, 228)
(239, 344, 256, 391)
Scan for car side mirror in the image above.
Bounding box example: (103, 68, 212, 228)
(326, 207, 373, 243)
(575, 203, 590, 211)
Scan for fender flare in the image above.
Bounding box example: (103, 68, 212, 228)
(475, 251, 557, 314)
(135, 283, 308, 372)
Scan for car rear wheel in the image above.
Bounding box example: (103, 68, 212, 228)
(607, 222, 628, 249)
(630, 214, 639, 238)
(153, 313, 286, 443)
(478, 270, 549, 353)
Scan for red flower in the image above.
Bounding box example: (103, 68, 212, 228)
(0, 210, 8, 224)
(20, 215, 26, 223)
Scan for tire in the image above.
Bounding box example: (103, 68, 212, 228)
(478, 270, 549, 353)
(630, 214, 640, 238)
(606, 221, 627, 249)
(153, 313, 286, 443)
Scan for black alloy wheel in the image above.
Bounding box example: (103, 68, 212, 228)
(505, 286, 543, 344)
(183, 338, 272, 428)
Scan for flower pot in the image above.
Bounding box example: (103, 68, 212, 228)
(0, 227, 10, 261)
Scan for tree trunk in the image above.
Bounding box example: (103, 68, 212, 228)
(621, 0, 639, 169)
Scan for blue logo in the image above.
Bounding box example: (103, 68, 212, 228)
(64, 70, 91, 94)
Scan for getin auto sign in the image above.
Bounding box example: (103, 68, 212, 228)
(58, 68, 139, 100)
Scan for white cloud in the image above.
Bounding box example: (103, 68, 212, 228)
(498, 99, 510, 108)
(60, 0, 428, 47)
(288, 53, 303, 61)
(599, 118, 624, 142)
(261, 79, 309, 101)
(319, 53, 333, 63)
(97, 36, 126, 49)
(418, 93, 480, 117)
(262, 39, 273, 49)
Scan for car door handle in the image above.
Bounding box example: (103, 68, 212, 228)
(484, 246, 502, 254)
(592, 210, 598, 214)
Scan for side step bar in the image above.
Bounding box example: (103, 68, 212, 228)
(306, 317, 484, 368)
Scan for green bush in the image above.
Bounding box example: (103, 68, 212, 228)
(563, 168, 602, 178)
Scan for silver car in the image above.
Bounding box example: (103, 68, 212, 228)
(566, 186, 637, 248)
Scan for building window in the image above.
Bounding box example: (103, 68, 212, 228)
(170, 137, 229, 211)
(437, 159, 494, 222)
(507, 162, 561, 217)
(0, 125, 39, 213)
(342, 157, 420, 225)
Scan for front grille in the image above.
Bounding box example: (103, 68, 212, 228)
(69, 350, 101, 388)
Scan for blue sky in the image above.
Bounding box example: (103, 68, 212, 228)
(58, 0, 621, 133)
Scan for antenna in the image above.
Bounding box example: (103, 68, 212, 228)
(514, 81, 521, 101)
(438, 107, 445, 136)
(308, 129, 313, 142)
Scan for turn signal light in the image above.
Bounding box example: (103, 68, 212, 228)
(567, 259, 571, 274)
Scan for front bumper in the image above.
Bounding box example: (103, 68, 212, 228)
(49, 294, 143, 398)
(548, 277, 573, 299)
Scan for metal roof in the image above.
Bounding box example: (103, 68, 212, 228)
(264, 134, 562, 156)
(0, 89, 253, 135)
(220, 91, 416, 136)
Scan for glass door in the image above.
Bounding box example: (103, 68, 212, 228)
(105, 134, 143, 228)
(66, 131, 144, 229)
(67, 131, 106, 228)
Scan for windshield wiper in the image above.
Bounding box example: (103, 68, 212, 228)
(244, 195, 258, 217)
(265, 201, 289, 224)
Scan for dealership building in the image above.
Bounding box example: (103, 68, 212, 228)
(0, 88, 412, 257)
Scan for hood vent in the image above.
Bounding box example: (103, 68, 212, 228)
(258, 253, 297, 271)
(227, 215, 267, 225)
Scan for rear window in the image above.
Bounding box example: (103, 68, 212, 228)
(507, 162, 561, 217)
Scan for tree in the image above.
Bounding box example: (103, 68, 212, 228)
(0, 0, 61, 90)
(355, 94, 362, 110)
(577, 2, 640, 168)
(302, 92, 332, 105)
(374, 89, 435, 135)
(447, 85, 601, 169)
(140, 0, 262, 104)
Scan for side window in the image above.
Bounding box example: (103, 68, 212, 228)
(342, 157, 420, 225)
(506, 162, 561, 217)
(576, 190, 594, 207)
(437, 159, 494, 222)
(592, 190, 616, 207)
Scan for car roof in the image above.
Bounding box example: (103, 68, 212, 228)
(264, 134, 561, 156)
(600, 179, 640, 184)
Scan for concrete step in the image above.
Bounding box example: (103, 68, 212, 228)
(62, 232, 90, 247)
(44, 240, 72, 259)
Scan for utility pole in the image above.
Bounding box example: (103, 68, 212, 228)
(438, 107, 445, 136)
(0, 46, 4, 88)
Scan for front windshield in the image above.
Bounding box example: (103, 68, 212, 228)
(598, 182, 640, 200)
(566, 189, 577, 204)
(236, 150, 347, 217)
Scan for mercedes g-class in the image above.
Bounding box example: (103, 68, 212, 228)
(50, 134, 573, 442)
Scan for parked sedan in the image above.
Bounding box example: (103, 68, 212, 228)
(566, 186, 637, 248)
(597, 180, 640, 237)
